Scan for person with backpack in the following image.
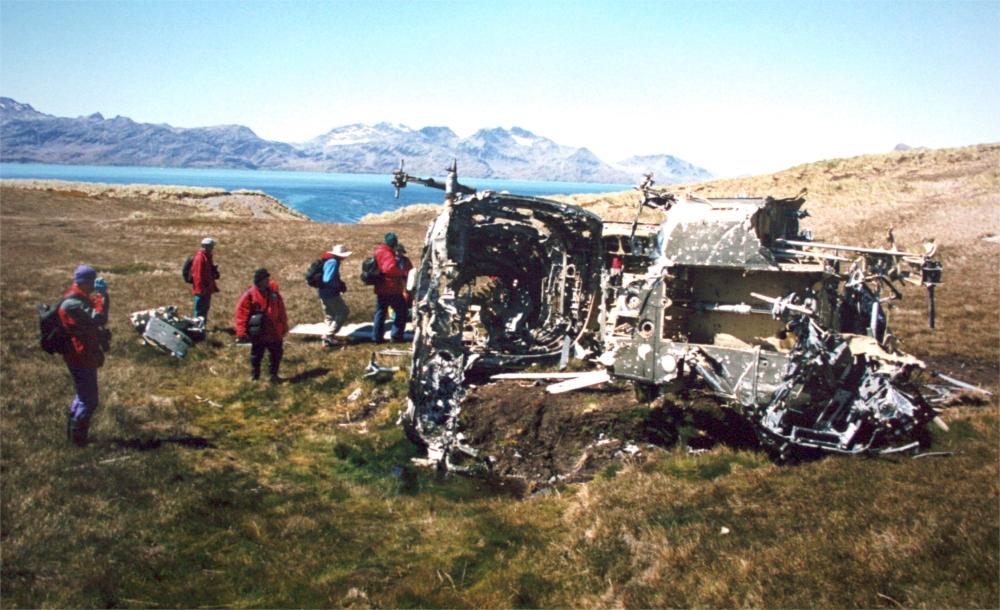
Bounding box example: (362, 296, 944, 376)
(189, 237, 220, 325)
(396, 244, 415, 306)
(58, 264, 110, 447)
(370, 232, 412, 343)
(234, 268, 289, 383)
(312, 244, 352, 348)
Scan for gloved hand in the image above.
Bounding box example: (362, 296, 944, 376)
(94, 277, 108, 294)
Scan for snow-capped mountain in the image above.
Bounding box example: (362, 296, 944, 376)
(0, 98, 306, 170)
(614, 154, 713, 184)
(0, 97, 712, 183)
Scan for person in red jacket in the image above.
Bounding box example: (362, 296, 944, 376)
(234, 268, 289, 382)
(58, 264, 110, 446)
(370, 232, 412, 343)
(191, 237, 220, 325)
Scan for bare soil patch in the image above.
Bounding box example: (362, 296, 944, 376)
(460, 381, 757, 491)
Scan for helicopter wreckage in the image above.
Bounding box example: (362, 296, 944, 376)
(390, 161, 967, 472)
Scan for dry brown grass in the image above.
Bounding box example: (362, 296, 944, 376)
(1, 144, 997, 609)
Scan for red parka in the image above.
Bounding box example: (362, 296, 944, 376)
(372, 243, 411, 297)
(234, 280, 289, 343)
(58, 284, 108, 369)
(191, 248, 219, 296)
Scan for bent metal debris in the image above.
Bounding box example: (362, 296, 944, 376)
(391, 162, 953, 471)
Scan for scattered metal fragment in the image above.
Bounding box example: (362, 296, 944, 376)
(392, 162, 948, 470)
(931, 371, 993, 395)
(911, 451, 955, 459)
(545, 370, 611, 394)
(129, 306, 205, 358)
(363, 352, 401, 380)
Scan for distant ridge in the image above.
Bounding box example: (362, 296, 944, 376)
(0, 97, 712, 184)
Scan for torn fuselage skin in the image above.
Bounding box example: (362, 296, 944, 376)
(607, 194, 940, 456)
(397, 165, 942, 468)
(401, 191, 603, 468)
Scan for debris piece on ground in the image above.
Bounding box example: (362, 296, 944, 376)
(289, 321, 414, 343)
(546, 370, 612, 394)
(129, 306, 205, 358)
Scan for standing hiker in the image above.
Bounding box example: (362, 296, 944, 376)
(59, 264, 110, 446)
(190, 237, 220, 324)
(234, 268, 289, 383)
(370, 232, 412, 343)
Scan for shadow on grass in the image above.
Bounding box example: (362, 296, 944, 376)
(108, 435, 214, 451)
(285, 367, 330, 384)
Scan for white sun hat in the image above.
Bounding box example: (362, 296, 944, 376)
(329, 244, 353, 257)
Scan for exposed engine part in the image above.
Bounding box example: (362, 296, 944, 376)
(392, 162, 945, 471)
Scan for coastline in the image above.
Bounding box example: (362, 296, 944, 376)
(0, 178, 309, 221)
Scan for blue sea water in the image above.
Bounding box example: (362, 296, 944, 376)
(0, 163, 631, 223)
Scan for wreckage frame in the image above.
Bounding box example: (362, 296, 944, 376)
(391, 162, 949, 470)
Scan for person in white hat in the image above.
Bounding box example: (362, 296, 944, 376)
(316, 244, 352, 347)
(190, 237, 220, 324)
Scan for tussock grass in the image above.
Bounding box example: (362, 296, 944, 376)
(2, 144, 998, 609)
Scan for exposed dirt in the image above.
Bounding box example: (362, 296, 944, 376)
(458, 380, 758, 492)
(456, 370, 988, 492)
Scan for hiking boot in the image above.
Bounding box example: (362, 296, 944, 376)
(268, 374, 283, 384)
(69, 420, 89, 447)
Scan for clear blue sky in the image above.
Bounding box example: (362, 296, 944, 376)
(1, 0, 997, 176)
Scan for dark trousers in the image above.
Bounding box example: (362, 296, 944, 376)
(193, 293, 212, 323)
(67, 366, 99, 445)
(372, 294, 409, 342)
(250, 340, 283, 378)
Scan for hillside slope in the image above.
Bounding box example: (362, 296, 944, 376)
(0, 146, 996, 608)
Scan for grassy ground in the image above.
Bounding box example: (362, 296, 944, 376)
(1, 145, 998, 608)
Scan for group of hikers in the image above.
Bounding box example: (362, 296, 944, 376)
(53, 232, 413, 447)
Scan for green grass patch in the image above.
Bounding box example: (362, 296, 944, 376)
(656, 450, 767, 481)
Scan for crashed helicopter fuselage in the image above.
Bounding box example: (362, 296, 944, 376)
(401, 190, 604, 466)
(394, 163, 943, 469)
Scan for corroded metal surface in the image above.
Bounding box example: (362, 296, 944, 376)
(393, 163, 945, 468)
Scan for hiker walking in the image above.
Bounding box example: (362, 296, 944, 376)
(370, 232, 412, 343)
(190, 237, 220, 324)
(234, 268, 289, 382)
(315, 244, 352, 348)
(59, 265, 110, 446)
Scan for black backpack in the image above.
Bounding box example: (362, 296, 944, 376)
(304, 258, 325, 288)
(245, 296, 267, 339)
(360, 256, 382, 286)
(37, 297, 75, 354)
(182, 256, 194, 284)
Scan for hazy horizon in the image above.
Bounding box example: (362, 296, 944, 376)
(2, 0, 998, 177)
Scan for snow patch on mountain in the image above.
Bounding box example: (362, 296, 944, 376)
(0, 97, 712, 183)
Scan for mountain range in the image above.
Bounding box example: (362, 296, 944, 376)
(0, 97, 712, 184)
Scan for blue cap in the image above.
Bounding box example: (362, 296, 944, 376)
(384, 232, 398, 248)
(73, 264, 97, 285)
